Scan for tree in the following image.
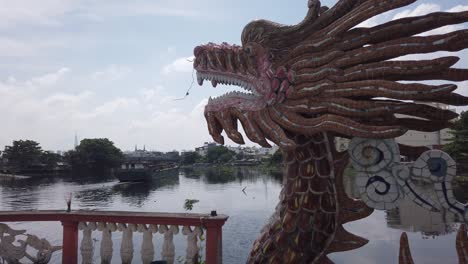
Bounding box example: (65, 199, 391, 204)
(40, 151, 62, 169)
(65, 138, 124, 170)
(269, 149, 283, 165)
(181, 151, 202, 165)
(206, 146, 235, 164)
(444, 111, 468, 160)
(3, 140, 43, 170)
(235, 152, 245, 160)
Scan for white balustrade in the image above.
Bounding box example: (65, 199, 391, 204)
(97, 222, 116, 264)
(77, 222, 205, 264)
(159, 225, 179, 264)
(182, 226, 204, 264)
(138, 224, 158, 264)
(118, 223, 136, 264)
(0, 210, 227, 264)
(78, 222, 97, 264)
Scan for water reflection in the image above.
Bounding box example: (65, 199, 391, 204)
(181, 166, 283, 185)
(1, 167, 466, 263)
(0, 167, 283, 263)
(344, 171, 467, 238)
(386, 197, 459, 238)
(112, 173, 180, 207)
(0, 176, 61, 190)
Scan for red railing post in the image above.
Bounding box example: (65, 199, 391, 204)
(61, 220, 78, 264)
(206, 223, 223, 264)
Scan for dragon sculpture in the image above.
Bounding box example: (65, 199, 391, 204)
(0, 223, 62, 264)
(193, 0, 468, 263)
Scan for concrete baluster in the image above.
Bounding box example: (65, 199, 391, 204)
(138, 224, 158, 264)
(118, 223, 136, 264)
(159, 225, 179, 264)
(78, 222, 97, 264)
(97, 222, 116, 264)
(182, 226, 204, 264)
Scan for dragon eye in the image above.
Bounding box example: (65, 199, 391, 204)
(244, 46, 253, 55)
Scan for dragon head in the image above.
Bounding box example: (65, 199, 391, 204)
(194, 0, 468, 150)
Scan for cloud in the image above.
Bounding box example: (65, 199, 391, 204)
(32, 67, 70, 87)
(0, 0, 205, 29)
(43, 91, 93, 106)
(0, 37, 67, 57)
(393, 3, 440, 20)
(117, 3, 200, 18)
(448, 5, 468, 13)
(0, 0, 79, 28)
(356, 3, 467, 37)
(0, 68, 214, 152)
(92, 65, 132, 81)
(393, 3, 468, 36)
(162, 56, 194, 75)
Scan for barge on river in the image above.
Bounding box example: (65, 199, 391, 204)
(116, 161, 179, 182)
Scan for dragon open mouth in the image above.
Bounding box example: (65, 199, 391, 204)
(193, 42, 274, 112)
(196, 71, 258, 102)
(196, 72, 255, 91)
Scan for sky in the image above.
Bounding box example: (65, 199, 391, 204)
(0, 0, 467, 152)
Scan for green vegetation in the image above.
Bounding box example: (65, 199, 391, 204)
(206, 146, 235, 163)
(3, 140, 43, 170)
(40, 151, 62, 168)
(184, 199, 199, 211)
(444, 111, 468, 175)
(268, 149, 283, 165)
(444, 111, 468, 160)
(181, 146, 236, 165)
(65, 138, 124, 170)
(2, 140, 64, 172)
(181, 151, 203, 165)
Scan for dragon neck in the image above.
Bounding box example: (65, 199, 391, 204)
(248, 133, 372, 263)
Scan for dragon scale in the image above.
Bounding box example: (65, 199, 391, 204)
(248, 133, 372, 263)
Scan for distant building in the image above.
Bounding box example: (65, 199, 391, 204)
(74, 132, 79, 149)
(195, 142, 218, 157)
(124, 146, 179, 162)
(396, 103, 455, 149)
(397, 129, 452, 149)
(227, 145, 279, 161)
(334, 103, 456, 156)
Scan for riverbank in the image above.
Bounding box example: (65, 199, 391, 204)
(0, 173, 31, 179)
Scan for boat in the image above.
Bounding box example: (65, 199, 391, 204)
(116, 162, 179, 182)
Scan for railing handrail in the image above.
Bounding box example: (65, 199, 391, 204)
(0, 210, 228, 263)
(0, 210, 228, 227)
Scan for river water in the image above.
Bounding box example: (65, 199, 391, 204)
(0, 167, 466, 264)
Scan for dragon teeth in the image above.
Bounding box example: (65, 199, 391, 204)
(197, 71, 257, 97)
(197, 75, 204, 85)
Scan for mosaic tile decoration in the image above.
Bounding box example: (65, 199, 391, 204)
(349, 137, 468, 223)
